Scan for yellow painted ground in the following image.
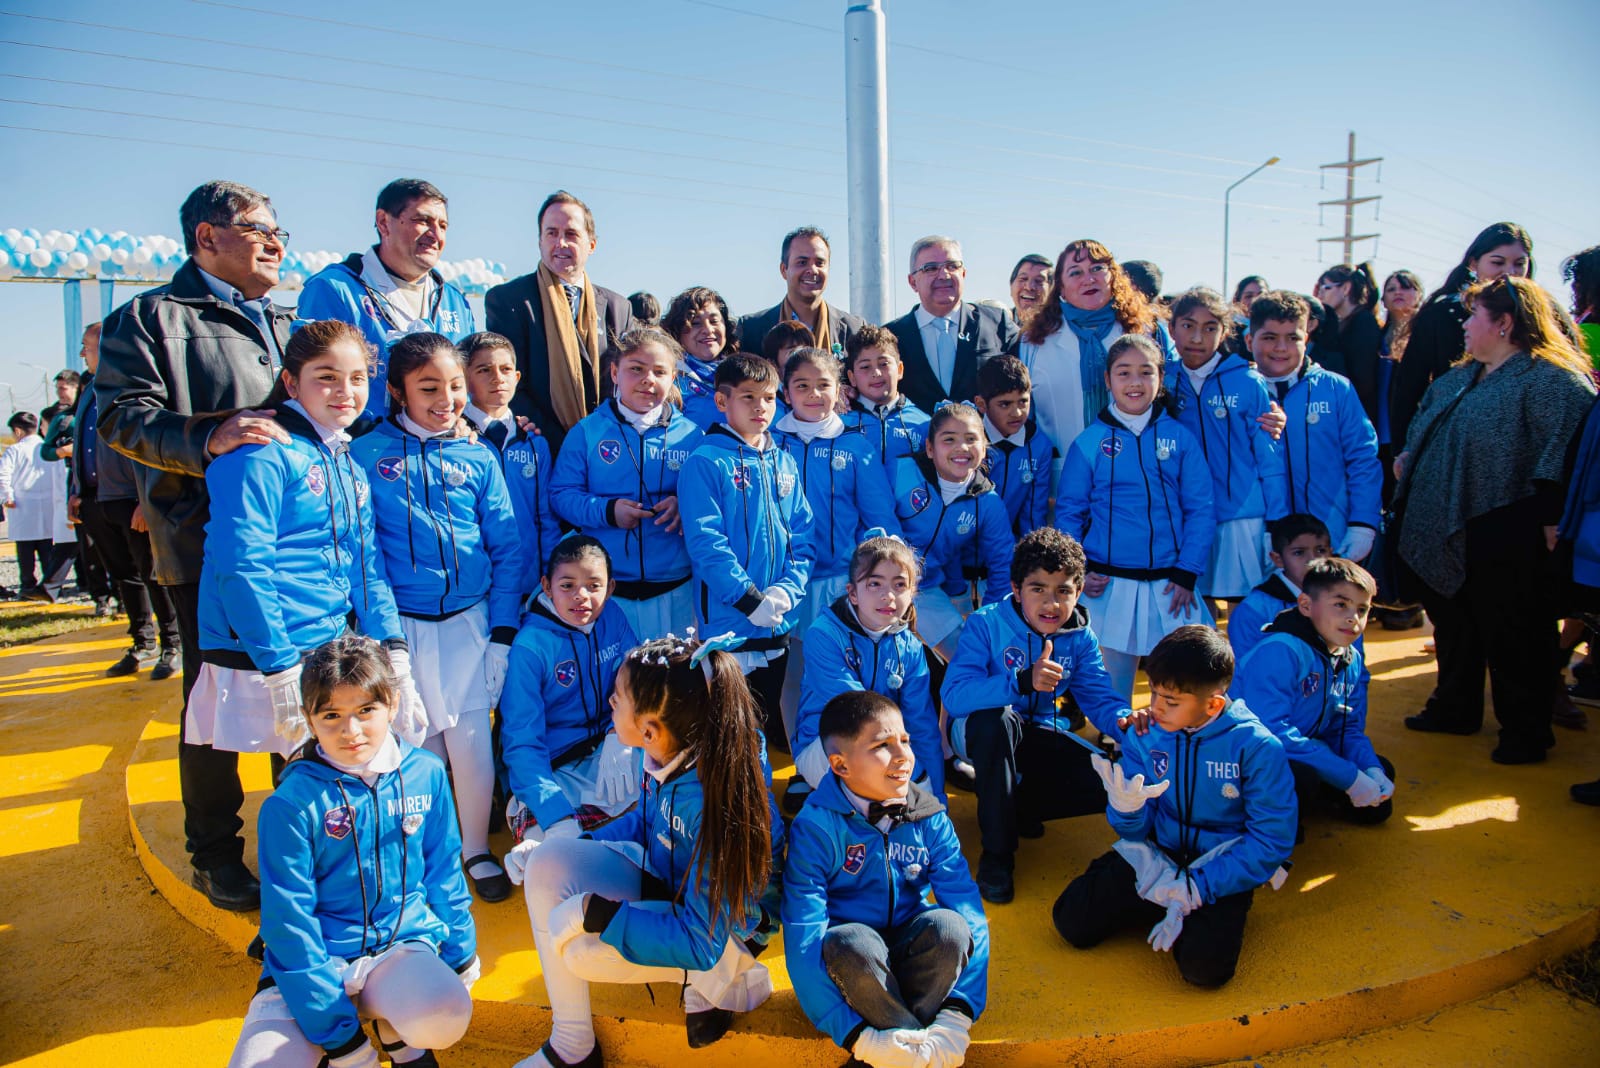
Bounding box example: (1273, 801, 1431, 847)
(4, 621, 1598, 1067)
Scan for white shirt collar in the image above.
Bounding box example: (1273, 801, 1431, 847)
(464, 402, 516, 439)
(1276, 569, 1303, 598)
(397, 410, 454, 440)
(1182, 351, 1224, 393)
(318, 732, 402, 785)
(1108, 404, 1152, 435)
(938, 472, 974, 503)
(776, 410, 843, 442)
(644, 748, 688, 784)
(914, 304, 961, 332)
(847, 599, 905, 637)
(536, 590, 596, 636)
(283, 399, 351, 447)
(983, 412, 1025, 447)
(839, 781, 899, 831)
(616, 399, 668, 432)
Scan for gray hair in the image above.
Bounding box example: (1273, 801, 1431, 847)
(909, 235, 962, 274)
(179, 181, 273, 255)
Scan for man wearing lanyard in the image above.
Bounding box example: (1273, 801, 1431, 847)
(296, 178, 475, 423)
(97, 181, 296, 912)
(886, 235, 1019, 412)
(738, 225, 866, 358)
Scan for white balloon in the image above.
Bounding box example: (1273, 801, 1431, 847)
(132, 247, 154, 266)
(110, 248, 130, 266)
(0, 260, 15, 280)
(29, 249, 51, 268)
(2, 228, 19, 244)
(93, 244, 112, 261)
(67, 251, 89, 271)
(14, 235, 36, 255)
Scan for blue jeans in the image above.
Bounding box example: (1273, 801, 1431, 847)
(821, 909, 971, 1030)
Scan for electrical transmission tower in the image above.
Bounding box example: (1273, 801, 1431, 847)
(1319, 131, 1382, 264)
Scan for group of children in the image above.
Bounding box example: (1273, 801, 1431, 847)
(216, 284, 1401, 1067)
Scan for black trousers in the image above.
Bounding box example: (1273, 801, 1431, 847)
(79, 495, 178, 651)
(170, 581, 245, 870)
(747, 652, 790, 756)
(958, 707, 1105, 856)
(1292, 754, 1395, 827)
(1053, 849, 1254, 988)
(14, 538, 48, 588)
(38, 541, 77, 596)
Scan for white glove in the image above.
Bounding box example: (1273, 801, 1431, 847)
(1144, 869, 1204, 915)
(1366, 765, 1395, 802)
(1091, 753, 1171, 814)
(387, 648, 429, 745)
(1338, 525, 1376, 562)
(594, 733, 639, 808)
(1148, 902, 1186, 953)
(264, 663, 306, 745)
(923, 1009, 972, 1068)
(325, 1042, 381, 1068)
(853, 1027, 934, 1068)
(456, 954, 482, 991)
(484, 642, 510, 706)
(746, 586, 794, 629)
(1346, 768, 1384, 807)
(504, 837, 541, 885)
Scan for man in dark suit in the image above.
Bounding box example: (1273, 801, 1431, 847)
(485, 190, 632, 451)
(886, 236, 1019, 411)
(737, 226, 865, 357)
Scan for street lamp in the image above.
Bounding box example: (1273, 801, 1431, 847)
(1223, 156, 1279, 299)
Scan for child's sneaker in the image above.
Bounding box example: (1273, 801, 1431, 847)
(976, 851, 1014, 904)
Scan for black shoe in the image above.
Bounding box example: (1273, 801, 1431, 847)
(782, 778, 813, 816)
(1569, 676, 1600, 708)
(191, 861, 260, 911)
(944, 756, 977, 793)
(1404, 713, 1478, 736)
(94, 596, 115, 617)
(464, 853, 511, 903)
(150, 647, 180, 681)
(1490, 745, 1548, 766)
(1017, 814, 1046, 839)
(107, 646, 158, 677)
(976, 851, 1014, 904)
(524, 1040, 604, 1068)
(1378, 606, 1425, 630)
(685, 1007, 734, 1049)
(22, 587, 55, 603)
(1553, 690, 1588, 730)
(1570, 779, 1600, 806)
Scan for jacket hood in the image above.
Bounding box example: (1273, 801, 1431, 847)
(273, 404, 335, 447)
(374, 415, 478, 450)
(1255, 572, 1297, 604)
(911, 451, 996, 498)
(1005, 595, 1091, 638)
(811, 771, 946, 822)
(828, 595, 910, 638)
(279, 736, 417, 784)
(1264, 604, 1354, 667)
(337, 250, 452, 294)
(1095, 405, 1176, 433)
(705, 421, 776, 453)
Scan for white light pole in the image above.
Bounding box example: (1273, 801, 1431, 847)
(845, 0, 892, 326)
(1223, 156, 1279, 298)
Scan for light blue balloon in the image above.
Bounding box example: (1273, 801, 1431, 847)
(21, 227, 41, 241)
(85, 227, 104, 242)
(0, 234, 12, 252)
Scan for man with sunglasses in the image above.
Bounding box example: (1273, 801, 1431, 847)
(96, 180, 296, 913)
(886, 235, 1019, 411)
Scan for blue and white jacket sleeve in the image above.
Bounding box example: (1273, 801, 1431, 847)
(1053, 439, 1094, 542)
(418, 758, 476, 969)
(1338, 389, 1383, 530)
(206, 447, 297, 673)
(1107, 737, 1156, 842)
(924, 810, 989, 1022)
(351, 474, 404, 645)
(497, 640, 576, 829)
(599, 873, 729, 973)
(940, 612, 1018, 719)
(854, 444, 903, 536)
(775, 455, 817, 607)
(549, 425, 613, 531)
(977, 496, 1015, 604)
(1191, 733, 1297, 903)
(1245, 377, 1289, 521)
(794, 628, 866, 757)
(1064, 630, 1133, 737)
(1235, 643, 1361, 790)
(680, 455, 763, 613)
(782, 812, 863, 1048)
(1174, 432, 1216, 586)
(476, 460, 525, 642)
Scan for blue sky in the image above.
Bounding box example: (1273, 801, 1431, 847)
(2, 0, 1596, 408)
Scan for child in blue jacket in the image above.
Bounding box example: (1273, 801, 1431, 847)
(678, 354, 816, 754)
(844, 325, 932, 477)
(1248, 290, 1384, 565)
(942, 528, 1137, 904)
(1236, 558, 1394, 829)
(1053, 626, 1296, 988)
(1166, 287, 1289, 599)
(1229, 513, 1332, 662)
(195, 320, 424, 760)
(973, 355, 1054, 538)
(461, 331, 561, 604)
(551, 327, 705, 642)
(893, 402, 1014, 659)
(499, 536, 639, 844)
(792, 532, 938, 807)
(774, 347, 900, 747)
(229, 635, 477, 1068)
(1055, 334, 1217, 700)
(509, 635, 778, 1067)
(349, 332, 524, 904)
(784, 691, 987, 1068)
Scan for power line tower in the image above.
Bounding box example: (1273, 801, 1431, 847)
(1318, 131, 1382, 264)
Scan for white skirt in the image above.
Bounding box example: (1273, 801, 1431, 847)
(613, 583, 697, 645)
(1199, 516, 1269, 599)
(186, 662, 303, 757)
(1082, 575, 1213, 657)
(791, 573, 847, 640)
(401, 603, 491, 736)
(914, 587, 974, 649)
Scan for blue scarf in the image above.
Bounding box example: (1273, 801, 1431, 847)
(678, 354, 718, 395)
(1064, 299, 1119, 428)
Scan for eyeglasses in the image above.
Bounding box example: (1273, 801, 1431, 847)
(912, 259, 964, 277)
(229, 221, 290, 246)
(1501, 276, 1522, 320)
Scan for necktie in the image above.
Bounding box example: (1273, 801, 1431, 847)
(483, 420, 509, 452)
(866, 799, 909, 826)
(562, 283, 583, 324)
(936, 317, 956, 392)
(1274, 380, 1289, 403)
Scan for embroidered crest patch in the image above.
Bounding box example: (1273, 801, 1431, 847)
(1221, 783, 1241, 800)
(1100, 436, 1123, 458)
(909, 486, 931, 512)
(555, 660, 578, 687)
(598, 439, 622, 464)
(844, 646, 862, 671)
(1151, 750, 1170, 778)
(306, 464, 326, 497)
(831, 452, 849, 471)
(323, 805, 354, 841)
(376, 457, 405, 481)
(1302, 672, 1322, 697)
(1002, 646, 1028, 670)
(843, 843, 867, 875)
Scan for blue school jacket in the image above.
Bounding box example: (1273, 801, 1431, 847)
(1166, 354, 1289, 523)
(200, 407, 403, 672)
(942, 599, 1130, 737)
(678, 424, 816, 648)
(1055, 408, 1216, 588)
(500, 598, 636, 830)
(892, 454, 1013, 602)
(1559, 403, 1600, 591)
(257, 740, 475, 1058)
(1270, 358, 1383, 549)
(1227, 571, 1297, 663)
(472, 416, 562, 603)
(983, 420, 1055, 537)
(845, 395, 931, 475)
(1110, 700, 1296, 903)
(295, 256, 476, 421)
(783, 776, 988, 1049)
(772, 422, 900, 582)
(794, 598, 940, 794)
(349, 419, 525, 642)
(1235, 609, 1378, 791)
(550, 400, 704, 594)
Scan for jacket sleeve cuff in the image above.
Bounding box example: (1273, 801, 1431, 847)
(1169, 569, 1198, 591)
(490, 626, 518, 646)
(1347, 521, 1376, 532)
(380, 637, 408, 655)
(734, 585, 764, 615)
(321, 1028, 369, 1060)
(938, 997, 976, 1023)
(605, 499, 620, 527)
(583, 894, 623, 933)
(1015, 668, 1034, 695)
(841, 1020, 869, 1052)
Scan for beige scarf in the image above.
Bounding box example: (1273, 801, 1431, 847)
(781, 297, 830, 355)
(537, 262, 602, 431)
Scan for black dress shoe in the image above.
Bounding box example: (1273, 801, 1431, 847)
(685, 1007, 734, 1048)
(976, 851, 1014, 904)
(107, 646, 157, 677)
(1403, 713, 1477, 736)
(525, 1040, 604, 1067)
(464, 853, 511, 903)
(1570, 779, 1600, 806)
(944, 756, 977, 793)
(1490, 745, 1548, 766)
(782, 778, 813, 816)
(192, 861, 261, 911)
(150, 647, 180, 681)
(1017, 814, 1046, 839)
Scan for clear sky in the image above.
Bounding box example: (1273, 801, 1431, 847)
(1, 0, 1596, 408)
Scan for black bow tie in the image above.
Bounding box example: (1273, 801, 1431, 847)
(867, 800, 909, 826)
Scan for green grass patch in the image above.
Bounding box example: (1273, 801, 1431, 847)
(0, 601, 111, 647)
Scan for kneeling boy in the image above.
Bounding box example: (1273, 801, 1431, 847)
(1236, 557, 1395, 829)
(1228, 513, 1331, 662)
(1053, 626, 1295, 988)
(784, 691, 988, 1068)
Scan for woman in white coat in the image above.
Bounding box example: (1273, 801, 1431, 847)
(1, 411, 65, 592)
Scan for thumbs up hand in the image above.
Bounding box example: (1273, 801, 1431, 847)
(1031, 639, 1065, 694)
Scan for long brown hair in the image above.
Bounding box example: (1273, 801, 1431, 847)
(619, 636, 771, 928)
(1462, 276, 1590, 379)
(1025, 239, 1155, 345)
(266, 319, 375, 406)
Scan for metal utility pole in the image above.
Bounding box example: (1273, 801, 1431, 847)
(1318, 132, 1382, 264)
(1223, 156, 1279, 299)
(845, 0, 892, 326)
